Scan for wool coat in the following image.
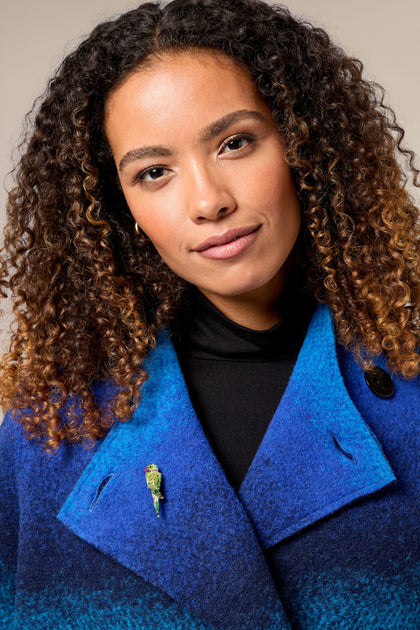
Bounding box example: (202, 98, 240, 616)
(0, 304, 419, 629)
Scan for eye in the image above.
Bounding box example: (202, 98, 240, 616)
(220, 133, 255, 155)
(134, 165, 170, 185)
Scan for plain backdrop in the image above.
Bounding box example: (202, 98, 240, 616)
(1, 0, 419, 362)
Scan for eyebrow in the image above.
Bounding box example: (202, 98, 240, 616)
(118, 109, 267, 172)
(198, 109, 266, 143)
(119, 145, 173, 171)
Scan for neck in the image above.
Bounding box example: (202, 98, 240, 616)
(198, 274, 286, 331)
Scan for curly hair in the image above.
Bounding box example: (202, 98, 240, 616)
(1, 0, 419, 449)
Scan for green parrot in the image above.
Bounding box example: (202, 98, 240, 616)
(145, 464, 164, 517)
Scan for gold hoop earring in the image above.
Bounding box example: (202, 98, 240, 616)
(134, 222, 148, 240)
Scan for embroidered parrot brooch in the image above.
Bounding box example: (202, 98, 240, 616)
(145, 464, 164, 517)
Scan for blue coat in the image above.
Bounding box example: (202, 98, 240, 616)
(1, 305, 419, 629)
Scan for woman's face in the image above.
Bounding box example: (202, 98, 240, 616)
(105, 51, 301, 312)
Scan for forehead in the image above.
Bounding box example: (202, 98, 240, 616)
(104, 50, 272, 148)
(107, 48, 261, 106)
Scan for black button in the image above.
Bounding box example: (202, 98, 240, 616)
(364, 366, 394, 398)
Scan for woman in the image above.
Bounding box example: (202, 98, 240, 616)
(0, 0, 419, 628)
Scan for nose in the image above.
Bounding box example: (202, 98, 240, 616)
(187, 164, 237, 223)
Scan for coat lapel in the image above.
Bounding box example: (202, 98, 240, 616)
(239, 304, 396, 548)
(58, 332, 290, 630)
(59, 304, 397, 628)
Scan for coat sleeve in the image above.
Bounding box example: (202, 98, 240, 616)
(0, 412, 20, 628)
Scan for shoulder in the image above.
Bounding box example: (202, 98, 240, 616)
(0, 394, 110, 500)
(0, 410, 26, 470)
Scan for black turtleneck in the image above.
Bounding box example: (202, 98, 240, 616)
(171, 287, 316, 490)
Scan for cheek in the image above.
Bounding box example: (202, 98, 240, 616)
(122, 192, 174, 246)
(270, 165, 298, 204)
(259, 163, 301, 248)
(243, 153, 297, 205)
(140, 217, 178, 251)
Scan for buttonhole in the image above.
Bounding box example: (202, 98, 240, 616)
(332, 434, 356, 462)
(89, 473, 115, 512)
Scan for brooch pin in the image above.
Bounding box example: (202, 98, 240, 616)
(145, 464, 164, 517)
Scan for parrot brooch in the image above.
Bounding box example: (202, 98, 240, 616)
(145, 464, 164, 517)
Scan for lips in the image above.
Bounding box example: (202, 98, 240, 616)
(194, 225, 260, 253)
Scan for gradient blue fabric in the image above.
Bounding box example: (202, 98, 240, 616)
(0, 304, 419, 629)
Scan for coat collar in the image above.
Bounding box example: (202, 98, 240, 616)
(238, 303, 396, 546)
(58, 304, 395, 629)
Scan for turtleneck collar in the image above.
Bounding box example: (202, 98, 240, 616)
(171, 285, 317, 361)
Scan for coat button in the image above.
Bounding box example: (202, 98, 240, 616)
(364, 366, 394, 398)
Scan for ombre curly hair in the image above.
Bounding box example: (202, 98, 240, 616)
(1, 0, 419, 449)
